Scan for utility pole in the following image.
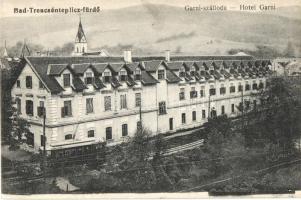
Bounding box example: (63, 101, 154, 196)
(208, 92, 211, 119)
(139, 100, 142, 132)
(42, 107, 46, 183)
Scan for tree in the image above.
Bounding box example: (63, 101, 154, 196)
(7, 99, 31, 150)
(253, 77, 301, 149)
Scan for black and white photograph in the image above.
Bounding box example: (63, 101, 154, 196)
(0, 0, 301, 198)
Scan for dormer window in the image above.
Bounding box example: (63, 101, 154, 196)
(85, 72, 94, 85)
(158, 70, 165, 80)
(119, 69, 127, 82)
(190, 66, 196, 76)
(134, 68, 141, 80)
(63, 74, 71, 88)
(103, 71, 111, 83)
(179, 67, 185, 77)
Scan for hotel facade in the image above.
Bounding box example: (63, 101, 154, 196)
(10, 21, 272, 153)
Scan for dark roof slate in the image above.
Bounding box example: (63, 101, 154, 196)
(166, 70, 182, 83)
(72, 76, 87, 91)
(48, 64, 68, 75)
(141, 71, 158, 85)
(94, 77, 106, 89)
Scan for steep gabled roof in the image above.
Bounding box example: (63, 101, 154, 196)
(75, 20, 87, 43)
(143, 60, 166, 72)
(141, 71, 159, 85)
(48, 64, 69, 75)
(72, 63, 91, 75)
(72, 76, 87, 91)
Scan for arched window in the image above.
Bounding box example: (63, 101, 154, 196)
(82, 47, 85, 53)
(77, 47, 79, 53)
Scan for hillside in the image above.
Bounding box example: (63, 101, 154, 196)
(0, 4, 301, 56)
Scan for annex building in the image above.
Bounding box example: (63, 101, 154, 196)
(10, 20, 272, 154)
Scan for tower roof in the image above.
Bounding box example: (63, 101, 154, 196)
(2, 40, 9, 57)
(20, 41, 31, 58)
(75, 20, 87, 43)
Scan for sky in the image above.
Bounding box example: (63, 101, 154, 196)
(1, 0, 301, 18)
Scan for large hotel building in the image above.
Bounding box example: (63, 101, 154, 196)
(10, 20, 272, 153)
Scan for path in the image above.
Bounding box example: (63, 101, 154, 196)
(56, 177, 79, 192)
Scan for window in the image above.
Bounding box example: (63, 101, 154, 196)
(63, 74, 71, 88)
(119, 70, 127, 82)
(120, 94, 127, 109)
(27, 132, 34, 146)
(104, 96, 111, 111)
(210, 109, 217, 118)
(230, 86, 236, 93)
(16, 98, 21, 114)
(65, 134, 72, 140)
(231, 104, 235, 113)
(135, 68, 141, 80)
(181, 113, 186, 124)
(40, 135, 46, 147)
(220, 87, 226, 95)
(202, 110, 206, 119)
(85, 72, 93, 85)
(62, 100, 72, 117)
(159, 101, 167, 115)
(26, 76, 32, 89)
(37, 101, 45, 117)
(252, 83, 258, 90)
(135, 93, 141, 107)
(200, 86, 205, 97)
(26, 100, 33, 116)
(190, 87, 197, 98)
(179, 88, 185, 100)
(158, 70, 165, 80)
(209, 88, 216, 96)
(86, 98, 94, 114)
(179, 67, 185, 77)
(245, 84, 250, 91)
(122, 124, 128, 137)
(103, 71, 111, 83)
(82, 47, 85, 53)
(192, 111, 196, 121)
(39, 80, 44, 89)
(238, 84, 243, 92)
(190, 66, 196, 76)
(88, 130, 95, 138)
(16, 80, 20, 88)
(221, 105, 225, 115)
(259, 82, 264, 89)
(106, 127, 112, 140)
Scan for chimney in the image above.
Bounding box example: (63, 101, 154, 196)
(165, 50, 170, 62)
(123, 50, 132, 63)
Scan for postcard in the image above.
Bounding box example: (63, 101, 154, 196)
(1, 0, 301, 199)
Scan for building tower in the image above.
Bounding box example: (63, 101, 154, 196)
(3, 40, 9, 58)
(73, 18, 88, 56)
